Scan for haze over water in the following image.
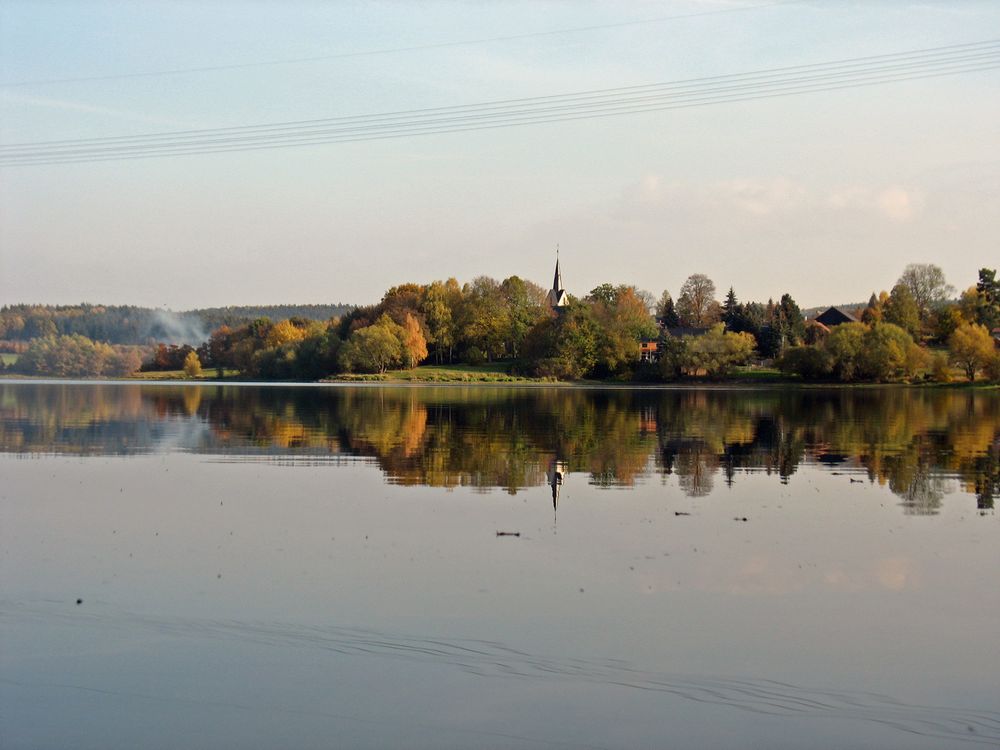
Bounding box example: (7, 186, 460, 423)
(1, 382, 998, 749)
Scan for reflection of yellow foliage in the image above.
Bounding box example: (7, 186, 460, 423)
(182, 387, 201, 416)
(2, 384, 998, 507)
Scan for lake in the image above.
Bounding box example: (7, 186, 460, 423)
(1, 382, 998, 749)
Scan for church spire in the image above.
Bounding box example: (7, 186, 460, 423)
(552, 245, 562, 293)
(547, 246, 567, 309)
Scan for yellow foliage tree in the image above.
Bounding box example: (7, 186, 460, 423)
(949, 322, 996, 381)
(183, 350, 202, 378)
(266, 319, 308, 348)
(401, 313, 428, 369)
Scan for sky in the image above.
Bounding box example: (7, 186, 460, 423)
(1, 0, 998, 310)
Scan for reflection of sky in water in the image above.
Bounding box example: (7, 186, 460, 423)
(1, 384, 998, 748)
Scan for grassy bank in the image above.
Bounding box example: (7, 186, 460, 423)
(127, 369, 241, 381)
(327, 363, 553, 383)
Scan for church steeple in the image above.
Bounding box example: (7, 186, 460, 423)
(547, 246, 567, 309)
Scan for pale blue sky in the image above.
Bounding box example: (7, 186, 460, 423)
(1, 1, 998, 309)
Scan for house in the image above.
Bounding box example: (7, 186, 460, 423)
(639, 340, 658, 362)
(813, 306, 858, 327)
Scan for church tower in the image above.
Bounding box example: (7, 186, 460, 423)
(546, 248, 568, 309)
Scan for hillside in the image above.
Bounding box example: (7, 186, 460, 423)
(0, 303, 356, 346)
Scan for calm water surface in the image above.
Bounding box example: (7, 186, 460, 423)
(1, 382, 998, 749)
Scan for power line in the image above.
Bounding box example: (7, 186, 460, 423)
(5, 39, 994, 151)
(2, 41, 997, 166)
(0, 0, 805, 88)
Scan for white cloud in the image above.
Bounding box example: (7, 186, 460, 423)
(827, 184, 921, 222)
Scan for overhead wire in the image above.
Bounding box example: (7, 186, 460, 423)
(0, 0, 806, 88)
(2, 41, 998, 166)
(3, 38, 996, 152)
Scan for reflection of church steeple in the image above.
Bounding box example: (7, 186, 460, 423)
(547, 459, 567, 512)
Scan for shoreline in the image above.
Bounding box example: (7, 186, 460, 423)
(2, 374, 997, 391)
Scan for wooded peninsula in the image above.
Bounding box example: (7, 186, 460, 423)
(2, 265, 998, 384)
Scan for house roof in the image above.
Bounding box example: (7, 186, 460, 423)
(664, 326, 709, 338)
(814, 306, 858, 327)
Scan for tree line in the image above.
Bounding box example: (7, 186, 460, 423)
(0, 303, 353, 346)
(4, 265, 998, 382)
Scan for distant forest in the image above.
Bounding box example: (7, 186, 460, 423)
(0, 303, 355, 345)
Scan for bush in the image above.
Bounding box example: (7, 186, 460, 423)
(778, 346, 833, 379)
(985, 351, 1000, 383)
(929, 351, 951, 383)
(464, 346, 487, 365)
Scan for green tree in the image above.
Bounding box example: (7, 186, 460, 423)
(683, 324, 756, 377)
(973, 268, 1000, 329)
(949, 322, 996, 382)
(500, 275, 547, 359)
(722, 287, 739, 329)
(825, 322, 867, 381)
(462, 276, 507, 361)
(524, 300, 600, 379)
(657, 335, 688, 380)
(339, 315, 405, 374)
(656, 291, 680, 327)
(858, 322, 924, 381)
(883, 283, 921, 339)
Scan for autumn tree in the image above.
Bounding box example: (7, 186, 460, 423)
(857, 323, 925, 381)
(400, 313, 428, 369)
(183, 350, 203, 378)
(589, 285, 658, 376)
(949, 322, 996, 381)
(265, 319, 308, 348)
(676, 274, 720, 327)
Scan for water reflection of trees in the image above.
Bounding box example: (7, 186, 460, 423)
(1, 383, 997, 511)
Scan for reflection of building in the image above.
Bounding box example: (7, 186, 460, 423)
(547, 459, 567, 510)
(546, 252, 568, 309)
